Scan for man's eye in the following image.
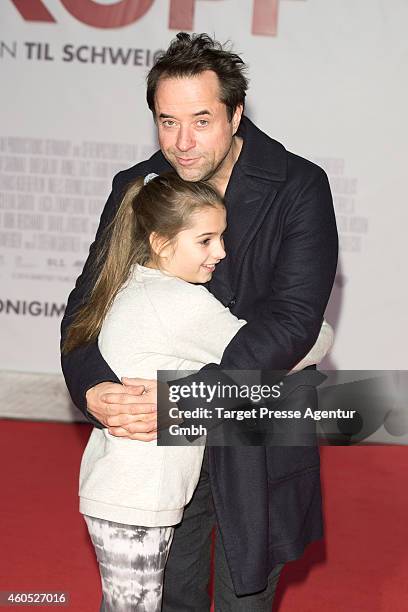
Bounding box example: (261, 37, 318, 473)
(163, 120, 176, 127)
(197, 120, 209, 127)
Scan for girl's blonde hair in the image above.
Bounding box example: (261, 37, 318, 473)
(62, 172, 224, 354)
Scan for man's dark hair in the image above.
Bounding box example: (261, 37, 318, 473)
(146, 32, 248, 121)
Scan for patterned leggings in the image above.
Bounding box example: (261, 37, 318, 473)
(84, 515, 174, 612)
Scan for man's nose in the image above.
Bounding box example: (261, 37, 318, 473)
(176, 126, 195, 152)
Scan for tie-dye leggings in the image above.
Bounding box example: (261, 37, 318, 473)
(84, 514, 174, 612)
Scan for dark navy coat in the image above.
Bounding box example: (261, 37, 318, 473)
(61, 116, 338, 595)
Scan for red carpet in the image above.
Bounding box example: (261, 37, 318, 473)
(1, 419, 407, 611)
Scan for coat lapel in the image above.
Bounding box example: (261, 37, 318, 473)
(217, 117, 288, 297)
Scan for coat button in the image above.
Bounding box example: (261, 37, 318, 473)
(228, 297, 236, 307)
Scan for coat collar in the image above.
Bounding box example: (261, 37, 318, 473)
(234, 115, 287, 183)
(214, 118, 288, 305)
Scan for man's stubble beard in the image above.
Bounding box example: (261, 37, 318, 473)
(172, 161, 214, 183)
(164, 142, 235, 185)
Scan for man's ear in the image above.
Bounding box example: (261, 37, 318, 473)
(232, 104, 243, 135)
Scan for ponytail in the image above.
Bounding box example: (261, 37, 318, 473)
(62, 177, 144, 354)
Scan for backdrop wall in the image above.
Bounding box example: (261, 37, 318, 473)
(1, 0, 407, 427)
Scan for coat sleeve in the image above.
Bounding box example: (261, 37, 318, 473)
(60, 171, 131, 426)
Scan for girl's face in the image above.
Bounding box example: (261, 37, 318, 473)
(155, 205, 227, 283)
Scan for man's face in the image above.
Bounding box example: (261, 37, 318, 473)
(154, 70, 242, 182)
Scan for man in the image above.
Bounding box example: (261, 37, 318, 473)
(61, 33, 338, 610)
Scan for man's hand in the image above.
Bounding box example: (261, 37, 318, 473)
(85, 378, 158, 441)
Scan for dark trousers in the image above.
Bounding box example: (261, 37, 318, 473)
(162, 447, 284, 611)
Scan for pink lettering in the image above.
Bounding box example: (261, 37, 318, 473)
(169, 0, 195, 30)
(169, 0, 305, 36)
(60, 0, 155, 28)
(10, 0, 304, 34)
(252, 0, 279, 36)
(10, 0, 55, 22)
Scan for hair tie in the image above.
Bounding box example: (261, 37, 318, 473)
(144, 172, 158, 185)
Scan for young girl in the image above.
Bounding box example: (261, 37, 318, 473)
(63, 172, 333, 612)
